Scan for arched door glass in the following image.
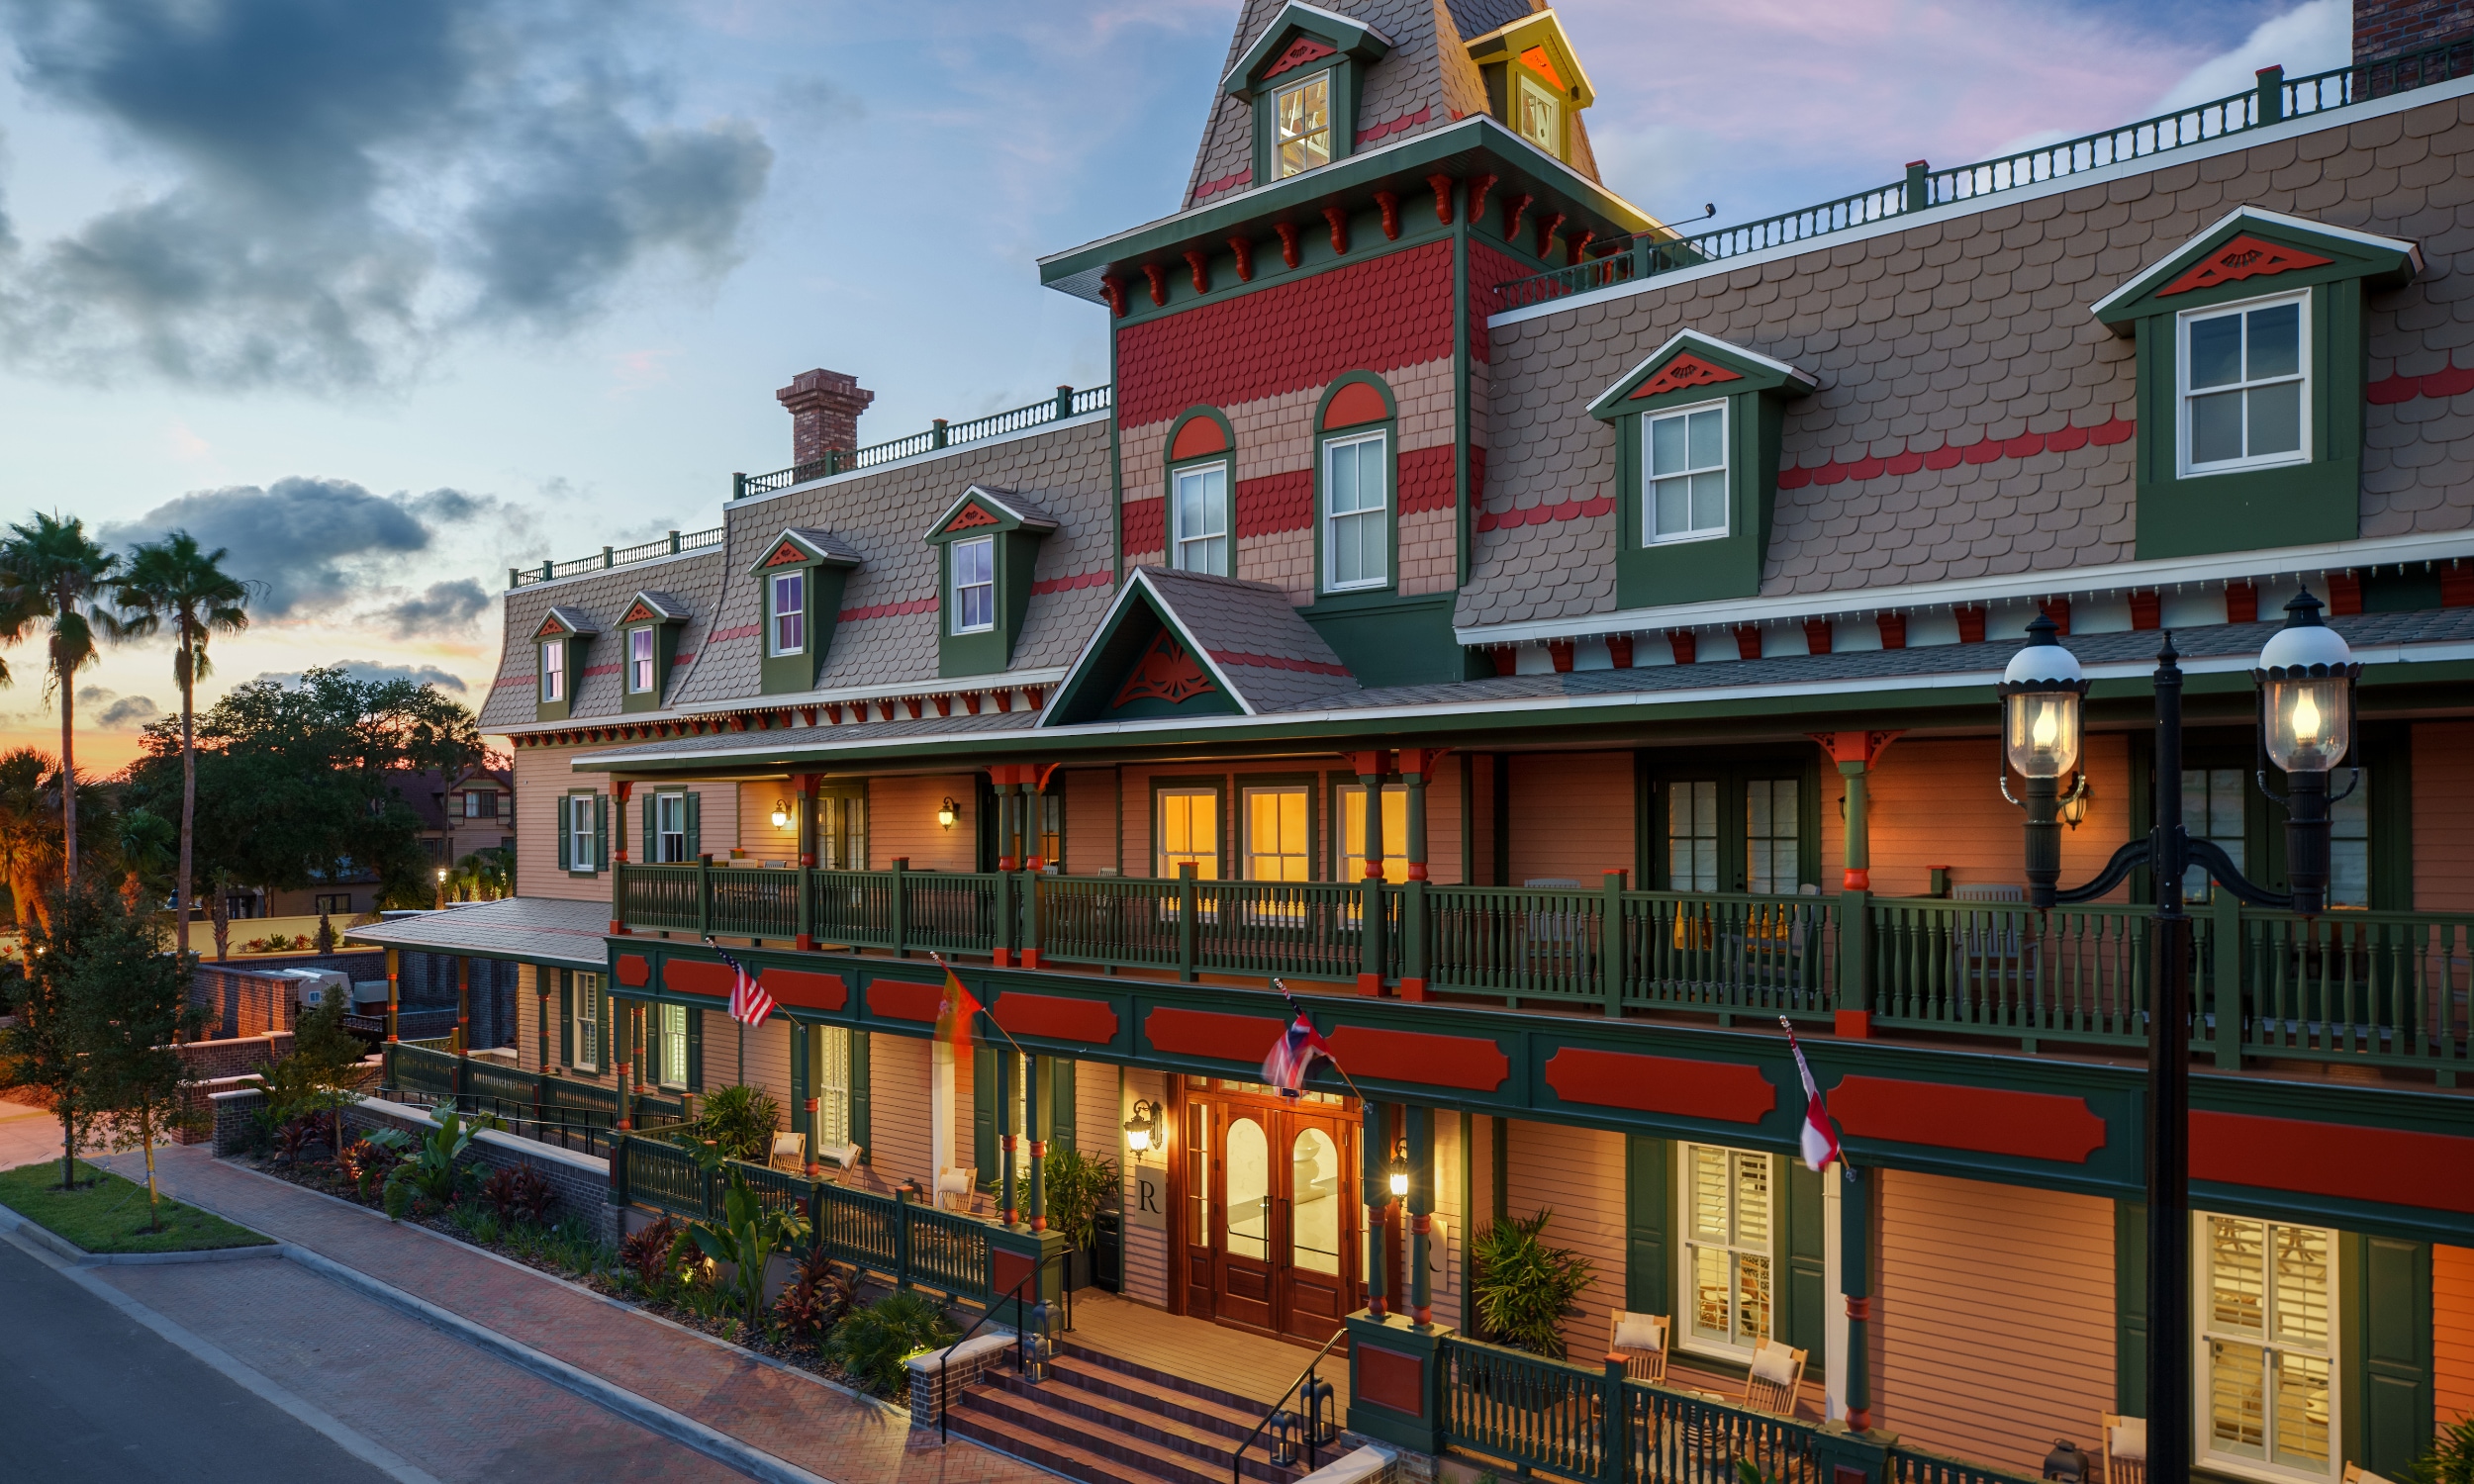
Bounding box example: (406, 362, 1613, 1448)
(1290, 1128, 1341, 1274)
(1226, 1117, 1270, 1260)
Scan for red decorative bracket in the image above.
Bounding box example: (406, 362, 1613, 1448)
(1323, 204, 1349, 255)
(1803, 617, 1833, 655)
(1733, 625, 1762, 661)
(904, 696, 923, 720)
(1808, 730, 1903, 768)
(1466, 174, 1495, 227)
(1565, 228, 1594, 265)
(1141, 262, 1168, 307)
(1184, 247, 1209, 295)
(1228, 234, 1254, 282)
(1606, 634, 1634, 668)
(994, 691, 1012, 713)
(1877, 613, 1908, 650)
(1375, 189, 1400, 241)
(1953, 604, 1988, 644)
(1099, 275, 1126, 319)
(933, 695, 951, 717)
(1548, 639, 1574, 673)
(963, 693, 982, 715)
(1024, 687, 1045, 709)
(1502, 192, 1532, 242)
(1534, 210, 1564, 259)
(1275, 220, 1301, 269)
(1427, 173, 1455, 224)
(1666, 629, 1697, 665)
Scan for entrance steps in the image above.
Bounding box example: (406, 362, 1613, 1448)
(945, 1336, 1342, 1484)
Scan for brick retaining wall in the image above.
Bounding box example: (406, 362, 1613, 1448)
(344, 1097, 621, 1247)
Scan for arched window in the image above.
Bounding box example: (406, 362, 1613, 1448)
(1165, 408, 1235, 577)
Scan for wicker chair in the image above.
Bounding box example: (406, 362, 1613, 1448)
(2101, 1415, 2145, 1484)
(1607, 1312, 1670, 1383)
(1743, 1340, 1808, 1416)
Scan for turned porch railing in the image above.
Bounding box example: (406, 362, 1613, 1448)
(612, 864, 2473, 1075)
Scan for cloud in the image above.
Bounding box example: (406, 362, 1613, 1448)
(2150, 0, 2349, 114)
(383, 578, 491, 634)
(254, 661, 469, 693)
(0, 0, 774, 390)
(97, 694, 161, 728)
(102, 478, 439, 614)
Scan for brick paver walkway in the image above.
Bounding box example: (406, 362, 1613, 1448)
(98, 1254, 743, 1484)
(100, 1146, 1051, 1484)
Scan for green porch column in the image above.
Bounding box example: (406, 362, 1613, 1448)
(793, 773, 816, 951)
(1814, 731, 1900, 1037)
(613, 995, 633, 1129)
(536, 967, 553, 1073)
(790, 1017, 809, 1170)
(455, 955, 471, 1056)
(1406, 1104, 1433, 1326)
(1398, 748, 1444, 1001)
(1363, 1100, 1391, 1318)
(1351, 750, 1392, 997)
(1842, 1162, 1875, 1432)
(611, 781, 632, 935)
(1026, 1055, 1048, 1233)
(384, 947, 400, 1043)
(999, 1050, 1018, 1226)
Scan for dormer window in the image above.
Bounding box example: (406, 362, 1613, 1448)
(952, 537, 997, 633)
(1275, 73, 1330, 177)
(627, 628, 656, 693)
(530, 606, 596, 722)
(2181, 293, 2307, 476)
(1647, 402, 1729, 543)
(1516, 70, 1561, 155)
(540, 638, 566, 701)
(771, 571, 807, 655)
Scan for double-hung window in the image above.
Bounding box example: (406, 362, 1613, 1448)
(658, 1003, 689, 1089)
(2328, 770, 2369, 909)
(2181, 769, 2247, 904)
(1157, 788, 1219, 879)
(2200, 1213, 2336, 1480)
(572, 973, 601, 1072)
(567, 795, 597, 872)
(1680, 1143, 1772, 1357)
(1647, 401, 1728, 542)
(1275, 73, 1330, 178)
(628, 629, 655, 693)
(1334, 783, 1407, 884)
(1322, 431, 1388, 591)
(770, 572, 806, 656)
(1174, 462, 1230, 576)
(1244, 787, 1310, 882)
(540, 638, 565, 701)
(1669, 782, 1720, 890)
(951, 537, 996, 633)
(813, 1025, 852, 1151)
(1746, 779, 1800, 893)
(653, 791, 689, 864)
(2181, 293, 2308, 476)
(1517, 73, 1562, 155)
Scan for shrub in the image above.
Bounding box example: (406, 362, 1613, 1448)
(1469, 1208, 1595, 1359)
(339, 1130, 411, 1198)
(773, 1245, 858, 1346)
(481, 1165, 554, 1226)
(382, 1108, 487, 1213)
(619, 1214, 684, 1292)
(690, 1084, 781, 1163)
(271, 1113, 329, 1164)
(829, 1291, 957, 1396)
(2407, 1412, 2474, 1484)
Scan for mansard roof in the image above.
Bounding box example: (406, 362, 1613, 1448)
(480, 548, 730, 729)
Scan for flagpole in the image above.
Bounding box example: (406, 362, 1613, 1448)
(1270, 978, 1370, 1104)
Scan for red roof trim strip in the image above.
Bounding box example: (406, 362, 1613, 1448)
(840, 597, 938, 621)
(1774, 417, 2136, 489)
(1030, 569, 1113, 596)
(1356, 105, 1432, 147)
(2368, 359, 2474, 404)
(1212, 650, 1351, 676)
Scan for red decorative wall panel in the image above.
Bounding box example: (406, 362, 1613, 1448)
(866, 978, 947, 1023)
(1323, 1026, 1509, 1091)
(1543, 1048, 1776, 1124)
(764, 970, 848, 1012)
(2193, 1111, 2474, 1215)
(663, 959, 734, 999)
(1830, 1076, 2109, 1163)
(615, 954, 650, 987)
(991, 991, 1120, 1045)
(1144, 1007, 1287, 1063)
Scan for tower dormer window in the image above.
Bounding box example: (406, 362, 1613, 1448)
(540, 637, 565, 701)
(1517, 71, 1562, 155)
(1276, 73, 1330, 177)
(771, 571, 806, 656)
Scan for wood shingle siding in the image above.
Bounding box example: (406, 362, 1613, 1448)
(1874, 1169, 2116, 1476)
(1503, 1116, 1629, 1361)
(2439, 1242, 2474, 1424)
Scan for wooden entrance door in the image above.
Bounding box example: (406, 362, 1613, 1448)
(1180, 1086, 1358, 1343)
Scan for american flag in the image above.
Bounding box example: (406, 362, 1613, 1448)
(710, 940, 774, 1027)
(1261, 980, 1337, 1096)
(1779, 1016, 1845, 1173)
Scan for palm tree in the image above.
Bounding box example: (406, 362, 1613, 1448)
(0, 748, 62, 930)
(116, 533, 252, 958)
(0, 514, 123, 885)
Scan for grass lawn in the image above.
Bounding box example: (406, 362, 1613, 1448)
(0, 1159, 272, 1253)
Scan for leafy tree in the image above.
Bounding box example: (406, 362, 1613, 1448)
(0, 513, 126, 885)
(125, 667, 481, 913)
(256, 998, 368, 1159)
(3, 879, 125, 1188)
(72, 888, 206, 1229)
(116, 531, 255, 961)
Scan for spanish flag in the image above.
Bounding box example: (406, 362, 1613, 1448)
(932, 956, 982, 1075)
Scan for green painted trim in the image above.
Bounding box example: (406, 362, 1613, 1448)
(1453, 215, 1473, 590)
(1589, 336, 1815, 419)
(2094, 212, 2418, 328)
(1779, 1156, 1827, 1377)
(1310, 373, 1400, 604)
(1642, 752, 1822, 893)
(1223, 3, 1389, 97)
(1048, 580, 1245, 725)
(1623, 1134, 1669, 1320)
(1253, 60, 1364, 188)
(1614, 389, 1787, 609)
(756, 558, 854, 696)
(2115, 1199, 2146, 1413)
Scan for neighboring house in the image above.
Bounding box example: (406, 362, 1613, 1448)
(352, 4, 2474, 1482)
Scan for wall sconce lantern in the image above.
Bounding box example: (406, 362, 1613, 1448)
(769, 798, 791, 829)
(1387, 1140, 1410, 1200)
(937, 796, 959, 830)
(1122, 1098, 1164, 1154)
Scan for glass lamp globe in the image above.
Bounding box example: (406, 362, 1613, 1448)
(2253, 590, 2360, 774)
(1998, 614, 2089, 780)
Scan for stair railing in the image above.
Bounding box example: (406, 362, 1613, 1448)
(1231, 1326, 1346, 1484)
(936, 1263, 1045, 1444)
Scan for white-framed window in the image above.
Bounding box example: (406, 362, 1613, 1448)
(951, 537, 996, 633)
(1669, 781, 1720, 890)
(2181, 291, 2309, 477)
(1646, 400, 1729, 543)
(463, 789, 497, 819)
(1174, 462, 1230, 576)
(1334, 783, 1408, 884)
(659, 1003, 689, 1089)
(1679, 1143, 1772, 1359)
(814, 1024, 852, 1150)
(1157, 788, 1219, 879)
(770, 572, 806, 656)
(540, 638, 565, 701)
(628, 628, 655, 693)
(567, 794, 597, 873)
(653, 790, 690, 864)
(1322, 430, 1388, 592)
(1517, 73, 1562, 155)
(1746, 778, 1800, 893)
(572, 972, 602, 1072)
(1242, 786, 1310, 882)
(2199, 1213, 2337, 1482)
(1275, 72, 1331, 178)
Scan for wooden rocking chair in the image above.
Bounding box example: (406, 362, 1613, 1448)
(1743, 1339, 1808, 1416)
(2100, 1415, 2145, 1484)
(1607, 1312, 1670, 1383)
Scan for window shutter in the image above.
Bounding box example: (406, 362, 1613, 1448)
(687, 1008, 704, 1094)
(2350, 1233, 2433, 1478)
(849, 1031, 871, 1161)
(558, 970, 574, 1068)
(594, 794, 609, 872)
(1778, 1157, 1827, 1374)
(2115, 1200, 2147, 1413)
(686, 791, 702, 859)
(557, 796, 573, 872)
(974, 1052, 998, 1191)
(642, 794, 655, 860)
(1624, 1135, 1669, 1319)
(1050, 1058, 1077, 1155)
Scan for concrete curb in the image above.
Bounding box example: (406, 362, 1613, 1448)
(0, 1201, 282, 1266)
(0, 1221, 444, 1484)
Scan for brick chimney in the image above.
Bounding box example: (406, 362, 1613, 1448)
(2355, 0, 2474, 61)
(776, 369, 876, 466)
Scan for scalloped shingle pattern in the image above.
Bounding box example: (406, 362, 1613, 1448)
(479, 550, 730, 730)
(1460, 97, 2474, 630)
(1134, 565, 1364, 712)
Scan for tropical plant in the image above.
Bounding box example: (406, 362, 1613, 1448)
(384, 1108, 488, 1214)
(480, 1164, 554, 1226)
(110, 805, 175, 912)
(0, 512, 127, 885)
(0, 748, 63, 930)
(688, 1166, 811, 1330)
(340, 1129, 412, 1198)
(1010, 1146, 1119, 1252)
(271, 1113, 328, 1164)
(829, 1291, 958, 1396)
(619, 1213, 685, 1292)
(114, 531, 254, 961)
(690, 1083, 782, 1162)
(1468, 1208, 1595, 1359)
(772, 1244, 858, 1346)
(2407, 1412, 2474, 1484)
(255, 999, 366, 1157)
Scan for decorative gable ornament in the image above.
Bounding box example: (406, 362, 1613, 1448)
(1220, 2, 1391, 96)
(944, 502, 1000, 532)
(1043, 567, 1356, 725)
(744, 527, 862, 579)
(923, 485, 1060, 543)
(534, 607, 600, 640)
(618, 591, 691, 627)
(1111, 631, 1218, 707)
(1587, 329, 1816, 419)
(2090, 205, 2420, 331)
(2156, 234, 2336, 297)
(1262, 35, 1336, 80)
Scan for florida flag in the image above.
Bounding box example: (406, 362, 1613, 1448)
(1779, 1016, 1845, 1172)
(932, 956, 982, 1075)
(709, 940, 775, 1027)
(1262, 980, 1336, 1096)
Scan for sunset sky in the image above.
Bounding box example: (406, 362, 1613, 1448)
(0, 0, 2345, 778)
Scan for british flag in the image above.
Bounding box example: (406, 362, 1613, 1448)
(1261, 980, 1337, 1096)
(710, 940, 775, 1028)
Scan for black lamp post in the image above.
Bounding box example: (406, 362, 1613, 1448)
(2000, 590, 2358, 1484)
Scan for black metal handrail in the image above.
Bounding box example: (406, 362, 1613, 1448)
(936, 1263, 1045, 1443)
(1230, 1326, 1345, 1484)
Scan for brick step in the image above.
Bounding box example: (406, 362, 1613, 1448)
(1042, 1354, 1277, 1440)
(1049, 1336, 1295, 1421)
(982, 1368, 1294, 1482)
(944, 1406, 1161, 1484)
(953, 1385, 1245, 1484)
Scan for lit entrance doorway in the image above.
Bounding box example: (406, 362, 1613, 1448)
(1177, 1079, 1359, 1345)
